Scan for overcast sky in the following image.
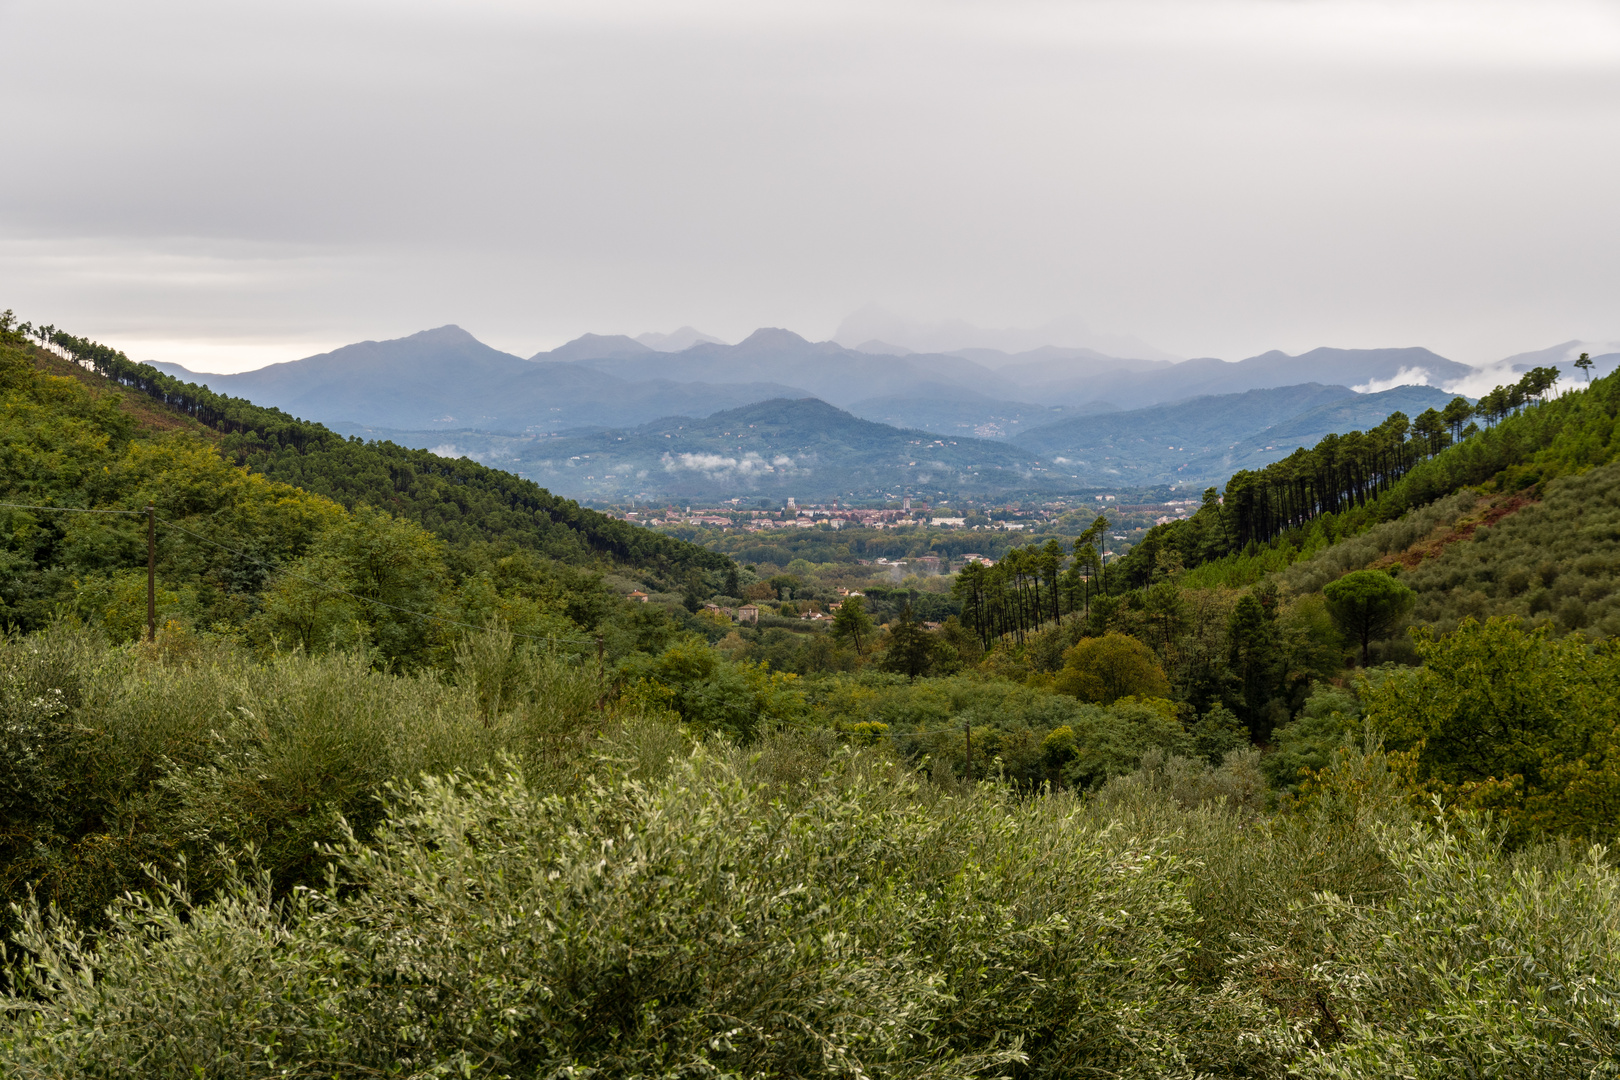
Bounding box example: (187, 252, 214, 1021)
(3, 0, 1618, 372)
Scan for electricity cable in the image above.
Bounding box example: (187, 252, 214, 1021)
(0, 502, 143, 516)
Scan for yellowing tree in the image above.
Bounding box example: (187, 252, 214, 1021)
(1054, 633, 1170, 705)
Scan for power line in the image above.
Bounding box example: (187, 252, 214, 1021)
(0, 502, 143, 516)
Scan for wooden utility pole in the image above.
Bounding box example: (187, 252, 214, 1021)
(595, 635, 605, 709)
(146, 504, 156, 643)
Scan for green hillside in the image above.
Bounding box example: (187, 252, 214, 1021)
(6, 309, 1620, 1076)
(0, 316, 730, 663)
(1109, 362, 1576, 586)
(1262, 461, 1620, 641)
(33, 325, 726, 574)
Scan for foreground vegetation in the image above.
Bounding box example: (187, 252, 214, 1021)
(2, 627, 1618, 1077)
(6, 311, 1620, 1074)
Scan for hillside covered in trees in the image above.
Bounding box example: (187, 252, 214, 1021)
(3, 309, 1620, 1076)
(15, 317, 726, 576)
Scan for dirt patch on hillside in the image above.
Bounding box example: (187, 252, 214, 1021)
(1373, 492, 1536, 571)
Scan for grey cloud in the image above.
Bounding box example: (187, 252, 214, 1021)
(1, 0, 1618, 370)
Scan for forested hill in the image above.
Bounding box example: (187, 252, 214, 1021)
(1111, 361, 1592, 586)
(473, 396, 1074, 502)
(20, 322, 727, 574)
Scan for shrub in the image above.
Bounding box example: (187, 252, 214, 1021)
(616, 635, 807, 741)
(1301, 818, 1620, 1077)
(0, 743, 1299, 1079)
(807, 674, 1193, 788)
(0, 624, 602, 930)
(1263, 684, 1360, 791)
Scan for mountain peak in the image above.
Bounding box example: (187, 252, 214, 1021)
(532, 333, 655, 363)
(737, 327, 813, 349)
(407, 324, 479, 345)
(635, 326, 725, 352)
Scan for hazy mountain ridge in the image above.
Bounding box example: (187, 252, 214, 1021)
(155, 324, 1488, 440)
(517, 397, 1070, 501)
(1017, 347, 1473, 411)
(844, 387, 1115, 439)
(1011, 383, 1461, 485)
(146, 323, 1559, 500)
(634, 326, 724, 351)
(341, 398, 1075, 503)
(555, 327, 1003, 408)
(832, 306, 1181, 362)
(155, 327, 805, 431)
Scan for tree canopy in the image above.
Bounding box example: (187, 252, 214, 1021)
(1054, 633, 1171, 705)
(1323, 569, 1415, 665)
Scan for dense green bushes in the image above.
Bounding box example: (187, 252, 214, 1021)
(7, 719, 1619, 1077)
(803, 670, 1195, 787)
(618, 634, 808, 741)
(1302, 819, 1620, 1077)
(0, 729, 1303, 1078)
(0, 624, 601, 930)
(1367, 616, 1620, 843)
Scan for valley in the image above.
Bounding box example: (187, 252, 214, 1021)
(5, 310, 1620, 1077)
(153, 323, 1620, 504)
(12, 2, 1619, 1072)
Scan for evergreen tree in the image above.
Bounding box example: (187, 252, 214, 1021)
(830, 594, 874, 654)
(1323, 569, 1416, 666)
(880, 602, 936, 682)
(1226, 592, 1281, 738)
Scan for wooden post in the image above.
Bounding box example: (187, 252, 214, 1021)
(964, 717, 971, 783)
(595, 635, 605, 709)
(146, 504, 156, 643)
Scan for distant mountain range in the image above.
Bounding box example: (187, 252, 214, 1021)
(831, 306, 1182, 363)
(156, 324, 1488, 436)
(150, 323, 1618, 500)
(154, 327, 802, 433)
(390, 398, 1069, 503)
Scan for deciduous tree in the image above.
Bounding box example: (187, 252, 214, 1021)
(1054, 632, 1170, 705)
